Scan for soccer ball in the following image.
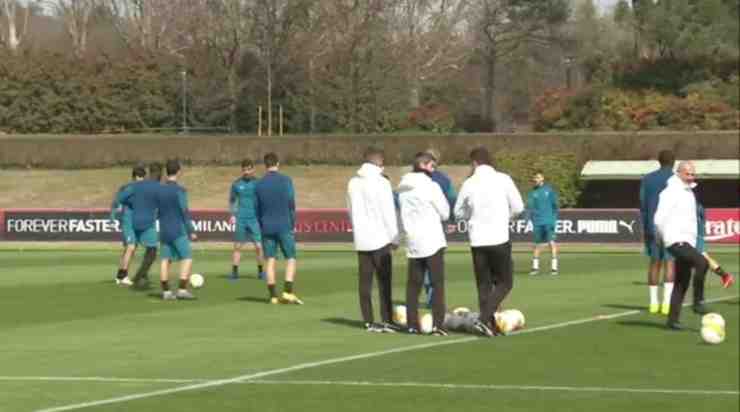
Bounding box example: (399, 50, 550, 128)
(190, 273, 205, 289)
(701, 325, 725, 345)
(392, 305, 407, 327)
(452, 307, 471, 316)
(494, 309, 525, 335)
(420, 313, 433, 334)
(702, 313, 725, 330)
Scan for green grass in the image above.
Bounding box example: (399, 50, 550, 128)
(0, 248, 738, 412)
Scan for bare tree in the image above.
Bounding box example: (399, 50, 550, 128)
(1, 0, 32, 53)
(45, 0, 96, 58)
(200, 0, 255, 132)
(105, 0, 195, 55)
(468, 0, 569, 131)
(388, 0, 469, 108)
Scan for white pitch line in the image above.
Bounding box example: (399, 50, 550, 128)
(0, 376, 205, 384)
(34, 294, 739, 412)
(246, 379, 740, 396)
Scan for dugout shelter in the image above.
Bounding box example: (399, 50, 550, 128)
(579, 159, 740, 208)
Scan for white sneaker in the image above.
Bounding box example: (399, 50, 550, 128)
(116, 277, 133, 286)
(162, 290, 176, 301)
(176, 289, 197, 300)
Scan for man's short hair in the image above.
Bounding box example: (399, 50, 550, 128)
(413, 151, 435, 172)
(363, 146, 384, 163)
(533, 170, 544, 177)
(165, 159, 181, 176)
(658, 150, 675, 168)
(149, 162, 163, 180)
(469, 147, 491, 165)
(424, 148, 441, 163)
(264, 152, 279, 168)
(241, 158, 254, 169)
(132, 163, 147, 179)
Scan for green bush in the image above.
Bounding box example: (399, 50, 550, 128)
(494, 152, 582, 208)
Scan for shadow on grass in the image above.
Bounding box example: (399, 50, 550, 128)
(617, 320, 698, 332)
(631, 281, 648, 286)
(237, 296, 271, 303)
(603, 303, 645, 311)
(322, 317, 366, 329)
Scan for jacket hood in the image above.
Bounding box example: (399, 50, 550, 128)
(398, 172, 432, 193)
(356, 162, 384, 178)
(667, 174, 697, 190)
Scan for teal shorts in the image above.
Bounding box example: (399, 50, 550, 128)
(161, 236, 192, 261)
(262, 231, 297, 259)
(533, 224, 556, 244)
(644, 239, 674, 261)
(121, 220, 136, 246)
(135, 227, 159, 248)
(235, 219, 262, 243)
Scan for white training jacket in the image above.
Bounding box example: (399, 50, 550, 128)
(454, 164, 524, 247)
(347, 163, 400, 251)
(398, 172, 450, 259)
(654, 174, 697, 248)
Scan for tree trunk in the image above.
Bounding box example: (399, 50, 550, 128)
(482, 53, 498, 132)
(267, 60, 273, 137)
(228, 64, 238, 133)
(309, 57, 316, 134)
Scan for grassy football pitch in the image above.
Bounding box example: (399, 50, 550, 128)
(1, 246, 738, 412)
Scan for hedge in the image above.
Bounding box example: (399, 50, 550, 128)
(0, 131, 736, 169)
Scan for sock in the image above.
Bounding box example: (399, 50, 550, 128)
(258, 264, 264, 273)
(663, 282, 674, 305)
(178, 278, 188, 290)
(713, 266, 725, 276)
(232, 265, 238, 276)
(161, 281, 169, 291)
(532, 258, 539, 271)
(268, 284, 277, 298)
(116, 269, 126, 280)
(551, 258, 558, 272)
(122, 269, 128, 278)
(649, 285, 659, 305)
(284, 281, 294, 294)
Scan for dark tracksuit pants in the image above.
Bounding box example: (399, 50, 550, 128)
(472, 242, 514, 326)
(406, 248, 446, 330)
(357, 244, 393, 324)
(667, 242, 709, 323)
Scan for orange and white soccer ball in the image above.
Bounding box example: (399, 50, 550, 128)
(494, 309, 525, 335)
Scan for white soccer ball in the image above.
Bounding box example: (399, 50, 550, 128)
(189, 273, 205, 289)
(452, 307, 471, 316)
(507, 309, 526, 329)
(702, 313, 725, 330)
(420, 313, 433, 334)
(701, 325, 725, 345)
(393, 305, 407, 327)
(495, 310, 524, 335)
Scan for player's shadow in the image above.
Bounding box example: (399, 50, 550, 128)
(602, 303, 645, 311)
(617, 320, 698, 332)
(631, 281, 648, 286)
(237, 296, 272, 303)
(321, 317, 366, 329)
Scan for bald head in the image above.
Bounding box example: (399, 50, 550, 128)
(676, 161, 696, 185)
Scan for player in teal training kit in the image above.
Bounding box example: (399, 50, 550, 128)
(255, 152, 302, 305)
(116, 162, 163, 288)
(526, 171, 559, 275)
(229, 159, 265, 280)
(158, 159, 198, 300)
(110, 164, 147, 286)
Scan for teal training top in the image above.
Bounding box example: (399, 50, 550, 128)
(229, 176, 259, 221)
(110, 182, 134, 227)
(526, 184, 559, 226)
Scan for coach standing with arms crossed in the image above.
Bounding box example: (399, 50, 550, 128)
(655, 161, 734, 330)
(454, 147, 524, 337)
(347, 147, 400, 332)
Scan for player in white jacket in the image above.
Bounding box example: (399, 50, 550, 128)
(454, 147, 524, 337)
(347, 147, 400, 333)
(398, 152, 450, 335)
(654, 161, 735, 330)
